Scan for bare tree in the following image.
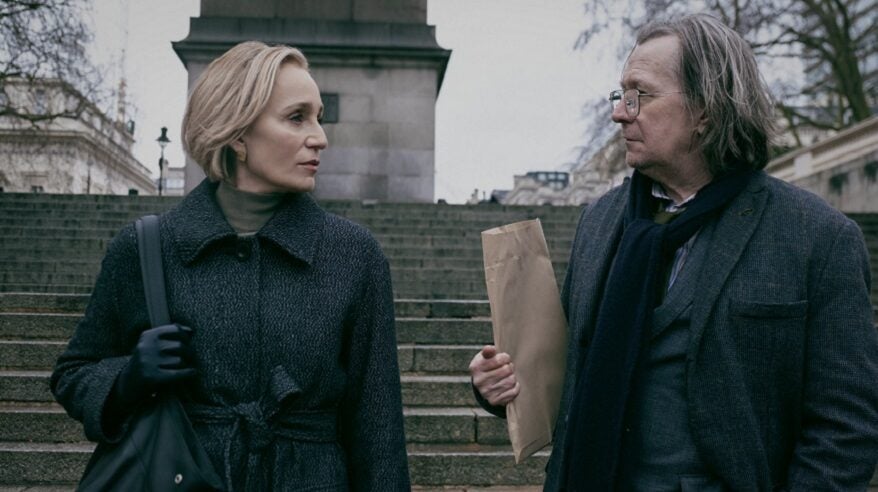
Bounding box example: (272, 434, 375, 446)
(0, 0, 106, 124)
(575, 0, 877, 142)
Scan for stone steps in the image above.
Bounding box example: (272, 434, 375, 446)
(0, 244, 572, 262)
(0, 204, 580, 223)
(0, 403, 508, 446)
(0, 312, 494, 344)
(0, 294, 493, 317)
(0, 256, 569, 274)
(0, 266, 564, 286)
(0, 341, 483, 373)
(3, 193, 873, 489)
(0, 223, 572, 244)
(0, 338, 484, 372)
(0, 219, 578, 236)
(0, 441, 547, 487)
(0, 371, 478, 407)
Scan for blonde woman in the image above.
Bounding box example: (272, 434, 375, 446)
(52, 41, 410, 490)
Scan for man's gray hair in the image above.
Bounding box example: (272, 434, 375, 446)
(636, 14, 775, 174)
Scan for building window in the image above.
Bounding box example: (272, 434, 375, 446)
(828, 173, 848, 195)
(128, 188, 139, 196)
(321, 93, 339, 124)
(31, 185, 44, 193)
(34, 89, 47, 114)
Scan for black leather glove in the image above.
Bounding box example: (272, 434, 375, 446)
(113, 323, 197, 408)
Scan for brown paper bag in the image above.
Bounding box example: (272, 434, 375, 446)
(481, 219, 568, 463)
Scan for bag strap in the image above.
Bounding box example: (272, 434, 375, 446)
(135, 215, 170, 327)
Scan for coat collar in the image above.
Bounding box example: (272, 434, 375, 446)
(164, 179, 325, 266)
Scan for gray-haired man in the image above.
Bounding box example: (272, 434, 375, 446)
(471, 14, 878, 491)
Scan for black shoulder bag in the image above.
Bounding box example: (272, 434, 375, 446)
(78, 215, 224, 492)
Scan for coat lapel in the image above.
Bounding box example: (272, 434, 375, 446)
(686, 171, 772, 489)
(688, 172, 768, 352)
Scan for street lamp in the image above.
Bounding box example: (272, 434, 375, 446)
(156, 126, 170, 196)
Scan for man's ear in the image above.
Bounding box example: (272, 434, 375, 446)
(695, 108, 708, 135)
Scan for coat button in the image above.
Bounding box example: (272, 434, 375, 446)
(174, 473, 183, 484)
(235, 241, 251, 261)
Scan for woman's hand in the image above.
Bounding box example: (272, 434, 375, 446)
(469, 345, 520, 407)
(114, 323, 197, 406)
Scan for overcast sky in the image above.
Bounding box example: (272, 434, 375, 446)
(90, 0, 623, 203)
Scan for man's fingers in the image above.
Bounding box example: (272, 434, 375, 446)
(487, 380, 521, 406)
(484, 361, 515, 381)
(495, 381, 521, 405)
(471, 351, 513, 373)
(481, 345, 498, 359)
(487, 371, 517, 393)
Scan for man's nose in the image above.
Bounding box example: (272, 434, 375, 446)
(611, 102, 634, 123)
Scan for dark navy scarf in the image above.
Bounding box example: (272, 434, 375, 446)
(561, 169, 753, 490)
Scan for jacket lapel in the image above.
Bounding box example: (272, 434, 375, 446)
(686, 171, 772, 489)
(688, 172, 768, 352)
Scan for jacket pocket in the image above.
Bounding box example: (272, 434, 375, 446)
(729, 299, 807, 320)
(728, 299, 807, 472)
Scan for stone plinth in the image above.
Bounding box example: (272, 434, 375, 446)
(173, 1, 449, 202)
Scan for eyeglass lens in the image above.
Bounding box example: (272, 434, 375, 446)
(610, 90, 639, 117)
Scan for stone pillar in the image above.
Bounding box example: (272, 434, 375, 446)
(173, 0, 450, 202)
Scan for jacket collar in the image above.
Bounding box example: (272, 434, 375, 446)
(164, 179, 325, 266)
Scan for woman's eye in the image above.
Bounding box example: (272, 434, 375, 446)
(288, 113, 304, 123)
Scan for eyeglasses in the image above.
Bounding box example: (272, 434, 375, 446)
(609, 89, 682, 118)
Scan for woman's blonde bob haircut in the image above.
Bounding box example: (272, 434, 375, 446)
(182, 41, 309, 182)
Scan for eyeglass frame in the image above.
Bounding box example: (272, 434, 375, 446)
(608, 89, 683, 118)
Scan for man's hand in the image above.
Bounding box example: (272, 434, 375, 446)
(469, 345, 520, 406)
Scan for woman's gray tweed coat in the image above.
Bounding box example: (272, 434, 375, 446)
(51, 180, 411, 491)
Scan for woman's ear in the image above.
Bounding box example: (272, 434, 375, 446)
(230, 139, 247, 164)
(229, 139, 245, 154)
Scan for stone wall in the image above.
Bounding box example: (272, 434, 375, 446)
(313, 65, 436, 201)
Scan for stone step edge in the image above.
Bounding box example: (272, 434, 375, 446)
(0, 441, 543, 456)
(0, 402, 492, 413)
(0, 370, 474, 380)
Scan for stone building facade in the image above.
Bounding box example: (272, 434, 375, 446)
(766, 115, 878, 213)
(0, 79, 155, 195)
(500, 115, 878, 211)
(173, 0, 450, 202)
(500, 131, 629, 206)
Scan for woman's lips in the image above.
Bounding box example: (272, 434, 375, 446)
(300, 159, 319, 171)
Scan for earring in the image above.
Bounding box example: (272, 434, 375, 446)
(235, 148, 247, 164)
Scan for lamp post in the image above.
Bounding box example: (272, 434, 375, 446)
(156, 127, 170, 196)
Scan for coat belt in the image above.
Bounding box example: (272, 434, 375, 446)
(186, 402, 338, 492)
